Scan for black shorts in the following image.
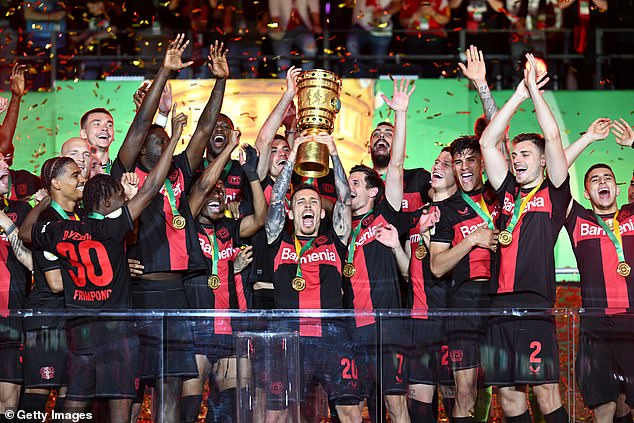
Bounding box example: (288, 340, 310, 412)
(446, 280, 490, 370)
(576, 319, 634, 409)
(133, 279, 198, 380)
(352, 318, 408, 396)
(192, 320, 234, 363)
(265, 321, 361, 410)
(66, 321, 139, 400)
(482, 315, 559, 386)
(23, 327, 68, 388)
(0, 317, 23, 384)
(408, 318, 452, 386)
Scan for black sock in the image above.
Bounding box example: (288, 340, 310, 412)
(180, 395, 202, 423)
(454, 417, 476, 423)
(55, 395, 66, 412)
(544, 406, 569, 423)
(615, 413, 634, 423)
(507, 410, 533, 423)
(19, 393, 50, 412)
(443, 397, 455, 423)
(409, 399, 435, 423)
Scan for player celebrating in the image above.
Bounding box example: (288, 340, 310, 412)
(478, 54, 570, 423)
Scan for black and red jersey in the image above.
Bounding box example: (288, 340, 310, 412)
(197, 159, 254, 216)
(186, 218, 249, 335)
(493, 172, 571, 304)
(111, 153, 204, 274)
(343, 199, 406, 328)
(292, 168, 337, 206)
(8, 169, 42, 201)
(262, 175, 291, 207)
(0, 199, 32, 313)
(432, 183, 499, 284)
(270, 229, 346, 337)
(24, 206, 82, 331)
(407, 208, 449, 320)
(565, 201, 634, 312)
(31, 206, 134, 310)
(402, 168, 432, 213)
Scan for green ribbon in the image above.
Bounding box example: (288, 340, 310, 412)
(163, 178, 182, 220)
(86, 212, 105, 220)
(503, 184, 541, 235)
(594, 212, 626, 263)
(346, 210, 372, 265)
(204, 159, 233, 181)
(294, 236, 316, 279)
(103, 160, 112, 175)
(203, 225, 219, 276)
(460, 191, 494, 230)
(50, 200, 79, 220)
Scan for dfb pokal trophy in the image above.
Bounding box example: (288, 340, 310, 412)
(294, 69, 343, 178)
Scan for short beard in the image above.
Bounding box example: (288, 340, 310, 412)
(372, 151, 389, 169)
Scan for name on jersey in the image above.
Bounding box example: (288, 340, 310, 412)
(578, 220, 634, 239)
(502, 194, 546, 215)
(63, 230, 92, 241)
(280, 247, 337, 264)
(73, 289, 112, 302)
(198, 237, 233, 260)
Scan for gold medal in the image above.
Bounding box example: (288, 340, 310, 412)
(415, 244, 427, 260)
(292, 277, 306, 292)
(208, 274, 221, 290)
(342, 263, 356, 278)
(617, 262, 631, 277)
(172, 215, 186, 230)
(499, 230, 513, 247)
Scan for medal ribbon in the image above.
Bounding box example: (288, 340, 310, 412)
(204, 159, 233, 181)
(460, 191, 494, 230)
(594, 210, 626, 264)
(163, 178, 182, 221)
(204, 226, 220, 276)
(294, 236, 315, 279)
(504, 184, 541, 234)
(86, 212, 105, 220)
(1, 196, 9, 213)
(50, 200, 80, 221)
(347, 210, 373, 265)
(104, 160, 112, 175)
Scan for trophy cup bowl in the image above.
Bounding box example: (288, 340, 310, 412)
(295, 69, 343, 178)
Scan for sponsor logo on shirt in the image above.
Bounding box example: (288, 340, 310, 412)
(280, 247, 338, 264)
(198, 237, 234, 260)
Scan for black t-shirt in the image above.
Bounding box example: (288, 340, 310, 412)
(402, 168, 432, 213)
(31, 206, 134, 310)
(112, 153, 205, 274)
(493, 172, 571, 305)
(270, 228, 347, 337)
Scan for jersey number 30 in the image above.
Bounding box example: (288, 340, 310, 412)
(57, 241, 113, 287)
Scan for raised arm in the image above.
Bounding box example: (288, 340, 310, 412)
(381, 78, 415, 210)
(265, 136, 305, 244)
(239, 154, 268, 238)
(18, 196, 51, 244)
(525, 54, 567, 187)
(126, 106, 187, 221)
(564, 118, 611, 167)
(612, 118, 634, 148)
(117, 34, 193, 171)
(255, 66, 300, 180)
(188, 130, 239, 218)
(315, 133, 351, 243)
(0, 64, 27, 155)
(0, 209, 32, 271)
(185, 41, 229, 170)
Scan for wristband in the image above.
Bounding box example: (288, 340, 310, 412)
(155, 113, 169, 128)
(242, 164, 259, 183)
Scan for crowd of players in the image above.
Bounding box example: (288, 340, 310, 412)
(0, 34, 633, 423)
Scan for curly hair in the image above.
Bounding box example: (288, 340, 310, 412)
(82, 174, 123, 213)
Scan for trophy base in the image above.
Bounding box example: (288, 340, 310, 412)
(294, 141, 329, 178)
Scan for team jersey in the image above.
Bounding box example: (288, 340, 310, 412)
(261, 175, 291, 207)
(196, 159, 254, 216)
(186, 218, 249, 335)
(0, 199, 32, 312)
(432, 183, 499, 284)
(493, 172, 571, 304)
(565, 201, 634, 313)
(8, 169, 42, 201)
(292, 168, 337, 206)
(407, 208, 449, 320)
(270, 229, 347, 337)
(31, 206, 134, 310)
(402, 168, 433, 213)
(343, 199, 406, 328)
(111, 153, 205, 274)
(23, 206, 82, 331)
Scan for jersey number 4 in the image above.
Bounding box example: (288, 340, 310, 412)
(57, 241, 113, 287)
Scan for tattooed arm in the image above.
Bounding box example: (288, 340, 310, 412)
(0, 210, 32, 271)
(317, 134, 352, 244)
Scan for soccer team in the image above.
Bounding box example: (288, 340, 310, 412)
(0, 36, 632, 423)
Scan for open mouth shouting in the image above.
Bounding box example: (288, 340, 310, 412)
(598, 186, 611, 200)
(301, 209, 315, 228)
(207, 199, 221, 214)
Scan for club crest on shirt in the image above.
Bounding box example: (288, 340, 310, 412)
(40, 366, 55, 380)
(314, 235, 328, 246)
(17, 183, 27, 196)
(362, 214, 374, 227)
(216, 227, 231, 241)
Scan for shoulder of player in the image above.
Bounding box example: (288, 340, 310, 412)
(618, 203, 634, 223)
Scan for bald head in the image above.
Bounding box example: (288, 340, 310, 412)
(61, 137, 93, 178)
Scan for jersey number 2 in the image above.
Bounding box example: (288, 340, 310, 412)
(57, 241, 113, 287)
